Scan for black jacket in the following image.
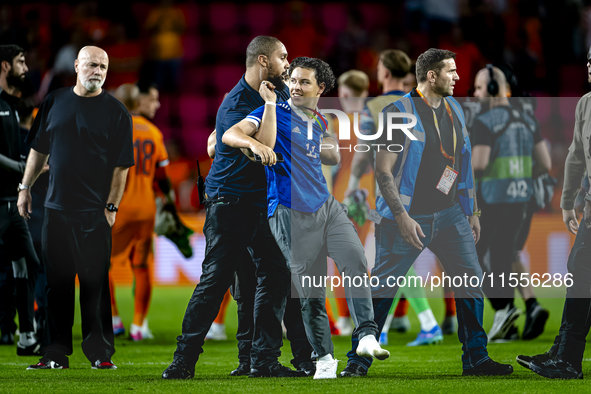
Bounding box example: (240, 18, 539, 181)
(0, 89, 24, 201)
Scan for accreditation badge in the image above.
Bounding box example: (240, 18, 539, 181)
(436, 165, 458, 195)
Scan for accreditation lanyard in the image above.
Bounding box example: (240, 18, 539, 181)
(416, 88, 457, 167)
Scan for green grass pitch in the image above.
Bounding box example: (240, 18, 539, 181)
(2, 286, 591, 393)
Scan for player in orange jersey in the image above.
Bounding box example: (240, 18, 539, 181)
(110, 83, 174, 341)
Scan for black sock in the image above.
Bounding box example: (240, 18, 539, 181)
(525, 298, 537, 312)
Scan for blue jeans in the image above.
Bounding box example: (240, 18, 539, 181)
(347, 203, 489, 371)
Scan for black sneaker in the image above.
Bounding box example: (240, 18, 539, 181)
(0, 333, 14, 345)
(230, 362, 250, 376)
(27, 357, 69, 370)
(162, 359, 195, 379)
(522, 303, 549, 340)
(516, 349, 555, 371)
(530, 358, 583, 380)
(92, 360, 117, 370)
(462, 359, 513, 376)
(296, 361, 316, 377)
(339, 363, 368, 377)
(248, 362, 307, 378)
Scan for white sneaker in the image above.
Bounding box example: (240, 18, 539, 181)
(356, 334, 390, 360)
(141, 319, 154, 339)
(336, 317, 354, 337)
(130, 324, 143, 342)
(314, 358, 338, 379)
(205, 323, 227, 340)
(488, 304, 521, 341)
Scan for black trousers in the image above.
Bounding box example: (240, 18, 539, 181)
(0, 245, 17, 336)
(0, 201, 39, 333)
(30, 190, 48, 341)
(174, 196, 290, 368)
(42, 208, 114, 364)
(476, 201, 527, 309)
(233, 257, 312, 368)
(547, 222, 591, 371)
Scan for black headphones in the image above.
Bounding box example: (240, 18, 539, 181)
(486, 64, 499, 96)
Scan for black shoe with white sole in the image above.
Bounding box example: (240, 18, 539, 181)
(516, 349, 555, 371)
(530, 358, 583, 380)
(462, 359, 513, 376)
(339, 363, 368, 377)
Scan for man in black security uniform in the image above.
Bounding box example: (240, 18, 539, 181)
(18, 46, 134, 370)
(18, 83, 51, 346)
(163, 36, 307, 379)
(0, 45, 41, 355)
(206, 38, 314, 378)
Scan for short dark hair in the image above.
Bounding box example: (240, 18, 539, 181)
(245, 36, 282, 68)
(136, 80, 158, 95)
(380, 49, 411, 78)
(289, 57, 336, 94)
(415, 48, 457, 83)
(0, 45, 25, 67)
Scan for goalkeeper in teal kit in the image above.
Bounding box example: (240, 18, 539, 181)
(223, 57, 389, 380)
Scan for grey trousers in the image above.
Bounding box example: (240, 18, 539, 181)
(269, 195, 378, 358)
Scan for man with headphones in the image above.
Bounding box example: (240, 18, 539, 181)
(471, 65, 551, 341)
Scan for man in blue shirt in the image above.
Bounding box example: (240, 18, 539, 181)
(223, 57, 389, 380)
(163, 36, 307, 379)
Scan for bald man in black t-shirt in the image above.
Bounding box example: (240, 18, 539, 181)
(18, 46, 134, 371)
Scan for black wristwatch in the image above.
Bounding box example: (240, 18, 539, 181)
(105, 203, 118, 212)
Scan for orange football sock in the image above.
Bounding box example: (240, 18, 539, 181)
(214, 289, 231, 324)
(335, 297, 350, 318)
(132, 268, 152, 326)
(394, 298, 409, 317)
(445, 292, 456, 317)
(326, 298, 336, 326)
(109, 271, 119, 317)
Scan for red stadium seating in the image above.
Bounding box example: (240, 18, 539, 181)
(321, 4, 348, 33)
(208, 3, 239, 33)
(179, 2, 200, 32)
(182, 34, 202, 63)
(179, 94, 208, 125)
(212, 65, 244, 96)
(244, 3, 277, 35)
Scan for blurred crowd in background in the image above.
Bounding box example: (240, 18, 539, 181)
(2, 0, 590, 212)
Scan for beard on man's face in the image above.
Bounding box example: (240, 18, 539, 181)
(6, 70, 25, 90)
(267, 68, 288, 87)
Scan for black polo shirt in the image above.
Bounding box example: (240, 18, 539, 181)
(205, 75, 290, 207)
(29, 87, 134, 212)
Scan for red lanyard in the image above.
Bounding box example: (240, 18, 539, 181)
(416, 88, 457, 165)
